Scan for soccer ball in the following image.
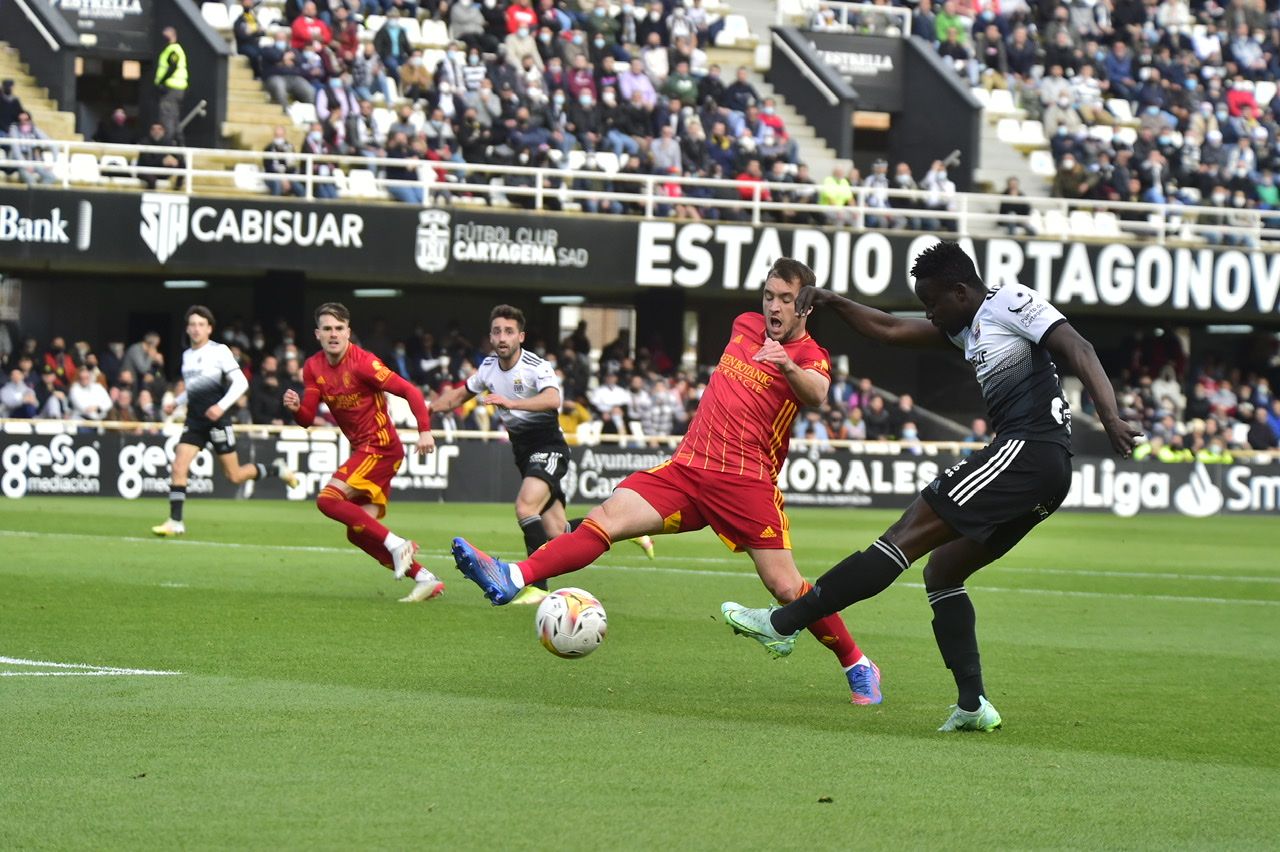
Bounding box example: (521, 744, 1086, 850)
(535, 588, 608, 659)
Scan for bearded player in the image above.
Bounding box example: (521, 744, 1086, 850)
(283, 302, 445, 603)
(451, 259, 882, 705)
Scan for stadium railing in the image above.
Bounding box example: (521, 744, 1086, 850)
(4, 137, 1280, 246)
(1, 419, 1274, 461)
(775, 0, 912, 37)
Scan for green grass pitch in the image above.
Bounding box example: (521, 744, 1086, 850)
(1, 497, 1276, 849)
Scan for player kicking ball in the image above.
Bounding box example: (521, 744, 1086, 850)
(152, 305, 299, 537)
(452, 259, 882, 706)
(430, 305, 654, 606)
(283, 302, 445, 603)
(721, 242, 1140, 730)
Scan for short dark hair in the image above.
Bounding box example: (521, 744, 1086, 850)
(184, 305, 215, 327)
(910, 241, 983, 290)
(315, 302, 350, 325)
(489, 304, 525, 332)
(766, 257, 817, 289)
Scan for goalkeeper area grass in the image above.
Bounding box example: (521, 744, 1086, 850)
(2, 498, 1276, 848)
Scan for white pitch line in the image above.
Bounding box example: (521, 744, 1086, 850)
(1, 671, 179, 677)
(0, 656, 182, 675)
(1, 530, 1276, 606)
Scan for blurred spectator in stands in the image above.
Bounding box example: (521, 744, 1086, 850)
(351, 43, 392, 103)
(107, 387, 140, 424)
(68, 369, 111, 421)
(1052, 154, 1095, 199)
(395, 51, 430, 102)
(451, 0, 494, 53)
(921, 160, 958, 231)
(974, 23, 1008, 87)
(375, 9, 413, 84)
(590, 371, 630, 416)
(911, 0, 937, 42)
(1043, 94, 1084, 138)
(291, 2, 331, 49)
(250, 355, 285, 423)
(723, 66, 760, 115)
(899, 421, 924, 455)
(863, 158, 893, 228)
(505, 22, 542, 71)
(234, 0, 267, 77)
(300, 121, 340, 198)
(863, 394, 892, 439)
(794, 408, 831, 455)
(93, 107, 134, 146)
(153, 27, 188, 142)
(601, 404, 632, 444)
(6, 111, 55, 186)
(998, 176, 1033, 235)
(1246, 406, 1277, 450)
(135, 388, 159, 422)
(826, 408, 853, 442)
(0, 80, 25, 132)
(263, 33, 316, 105)
(36, 367, 69, 420)
(384, 130, 423, 203)
(934, 0, 965, 45)
(332, 6, 361, 65)
(263, 125, 303, 196)
(43, 337, 77, 391)
(1005, 25, 1037, 81)
(136, 122, 185, 190)
(122, 332, 162, 393)
(820, 164, 855, 225)
(1, 368, 38, 418)
(938, 27, 976, 84)
(890, 393, 919, 436)
(965, 416, 989, 450)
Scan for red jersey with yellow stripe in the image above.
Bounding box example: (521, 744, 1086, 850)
(302, 343, 401, 454)
(673, 312, 830, 483)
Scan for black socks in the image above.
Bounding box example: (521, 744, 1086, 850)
(928, 586, 985, 712)
(771, 538, 911, 635)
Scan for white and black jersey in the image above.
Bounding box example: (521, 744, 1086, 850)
(180, 342, 248, 427)
(466, 348, 568, 457)
(947, 285, 1072, 450)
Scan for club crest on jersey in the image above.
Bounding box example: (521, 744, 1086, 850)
(972, 321, 981, 341)
(316, 376, 325, 385)
(513, 378, 524, 393)
(732, 334, 743, 344)
(343, 372, 352, 387)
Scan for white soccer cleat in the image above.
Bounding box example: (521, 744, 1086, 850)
(390, 539, 420, 580)
(151, 519, 185, 537)
(398, 573, 445, 603)
(937, 695, 1003, 732)
(509, 585, 550, 606)
(271, 458, 300, 489)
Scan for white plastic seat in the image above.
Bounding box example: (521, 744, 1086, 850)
(714, 14, 751, 46)
(421, 19, 449, 46)
(256, 6, 282, 28)
(1106, 98, 1134, 123)
(1018, 119, 1046, 147)
(594, 151, 620, 173)
(1094, 211, 1122, 237)
(969, 87, 991, 108)
(1068, 210, 1096, 236)
(996, 117, 1021, 144)
(364, 15, 386, 35)
(201, 1, 231, 31)
(1028, 149, 1056, 177)
(986, 88, 1016, 115)
(398, 18, 422, 46)
(68, 153, 102, 184)
(345, 168, 381, 198)
(288, 101, 317, 125)
(1115, 126, 1137, 146)
(1042, 209, 1069, 237)
(1255, 80, 1277, 105)
(233, 162, 265, 191)
(99, 153, 137, 185)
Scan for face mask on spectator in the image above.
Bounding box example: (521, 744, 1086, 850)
(553, 92, 565, 104)
(539, 32, 551, 43)
(594, 7, 605, 15)
(1216, 110, 1228, 121)
(307, 130, 322, 144)
(1212, 191, 1227, 203)
(579, 94, 593, 106)
(902, 427, 918, 440)
(593, 37, 605, 48)
(1062, 157, 1076, 170)
(602, 92, 616, 105)
(446, 49, 459, 61)
(275, 39, 286, 49)
(649, 10, 660, 20)
(517, 27, 529, 37)
(469, 54, 481, 65)
(572, 33, 583, 44)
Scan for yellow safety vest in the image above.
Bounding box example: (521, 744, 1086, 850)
(156, 43, 189, 90)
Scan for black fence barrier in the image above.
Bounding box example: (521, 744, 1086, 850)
(4, 430, 1277, 516)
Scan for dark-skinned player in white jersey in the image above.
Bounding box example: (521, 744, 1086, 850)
(430, 305, 654, 606)
(722, 241, 1141, 732)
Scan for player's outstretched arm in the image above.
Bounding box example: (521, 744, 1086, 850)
(380, 372, 436, 455)
(1043, 322, 1142, 458)
(481, 386, 560, 412)
(796, 286, 949, 349)
(430, 384, 475, 414)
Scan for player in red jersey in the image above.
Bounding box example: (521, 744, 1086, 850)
(451, 259, 882, 705)
(283, 302, 445, 603)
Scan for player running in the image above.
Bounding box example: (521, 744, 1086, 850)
(152, 305, 299, 537)
(282, 302, 445, 603)
(430, 305, 654, 606)
(721, 242, 1140, 730)
(451, 259, 882, 706)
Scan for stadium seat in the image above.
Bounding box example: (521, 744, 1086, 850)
(421, 19, 449, 46)
(1017, 119, 1046, 148)
(1094, 211, 1122, 237)
(288, 101, 317, 125)
(344, 168, 382, 198)
(714, 14, 752, 47)
(1042, 209, 1069, 237)
(594, 152, 620, 174)
(1255, 80, 1277, 105)
(399, 18, 422, 46)
(364, 15, 386, 36)
(233, 163, 266, 191)
(575, 420, 603, 446)
(566, 150, 587, 171)
(753, 43, 771, 71)
(985, 88, 1017, 116)
(256, 6, 282, 28)
(1028, 149, 1056, 177)
(777, 0, 806, 22)
(1068, 210, 1096, 236)
(68, 153, 102, 184)
(995, 117, 1021, 144)
(99, 154, 139, 186)
(201, 1, 231, 31)
(422, 49, 446, 71)
(1088, 124, 1113, 142)
(969, 87, 991, 108)
(1114, 126, 1137, 146)
(1106, 98, 1134, 123)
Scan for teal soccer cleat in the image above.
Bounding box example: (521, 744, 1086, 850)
(937, 695, 1003, 732)
(721, 602, 798, 658)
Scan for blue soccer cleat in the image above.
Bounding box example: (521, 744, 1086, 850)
(451, 537, 521, 605)
(846, 658, 883, 705)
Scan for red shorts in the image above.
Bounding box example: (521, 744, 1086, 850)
(617, 460, 791, 552)
(333, 450, 402, 518)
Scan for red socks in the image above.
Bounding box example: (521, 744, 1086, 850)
(321, 487, 423, 578)
(518, 518, 612, 585)
(792, 581, 863, 668)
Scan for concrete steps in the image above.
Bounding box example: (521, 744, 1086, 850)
(0, 42, 82, 140)
(221, 54, 295, 151)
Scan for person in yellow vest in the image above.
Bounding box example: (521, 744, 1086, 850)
(155, 27, 189, 142)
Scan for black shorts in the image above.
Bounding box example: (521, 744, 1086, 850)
(180, 417, 237, 456)
(920, 438, 1072, 558)
(515, 441, 570, 512)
